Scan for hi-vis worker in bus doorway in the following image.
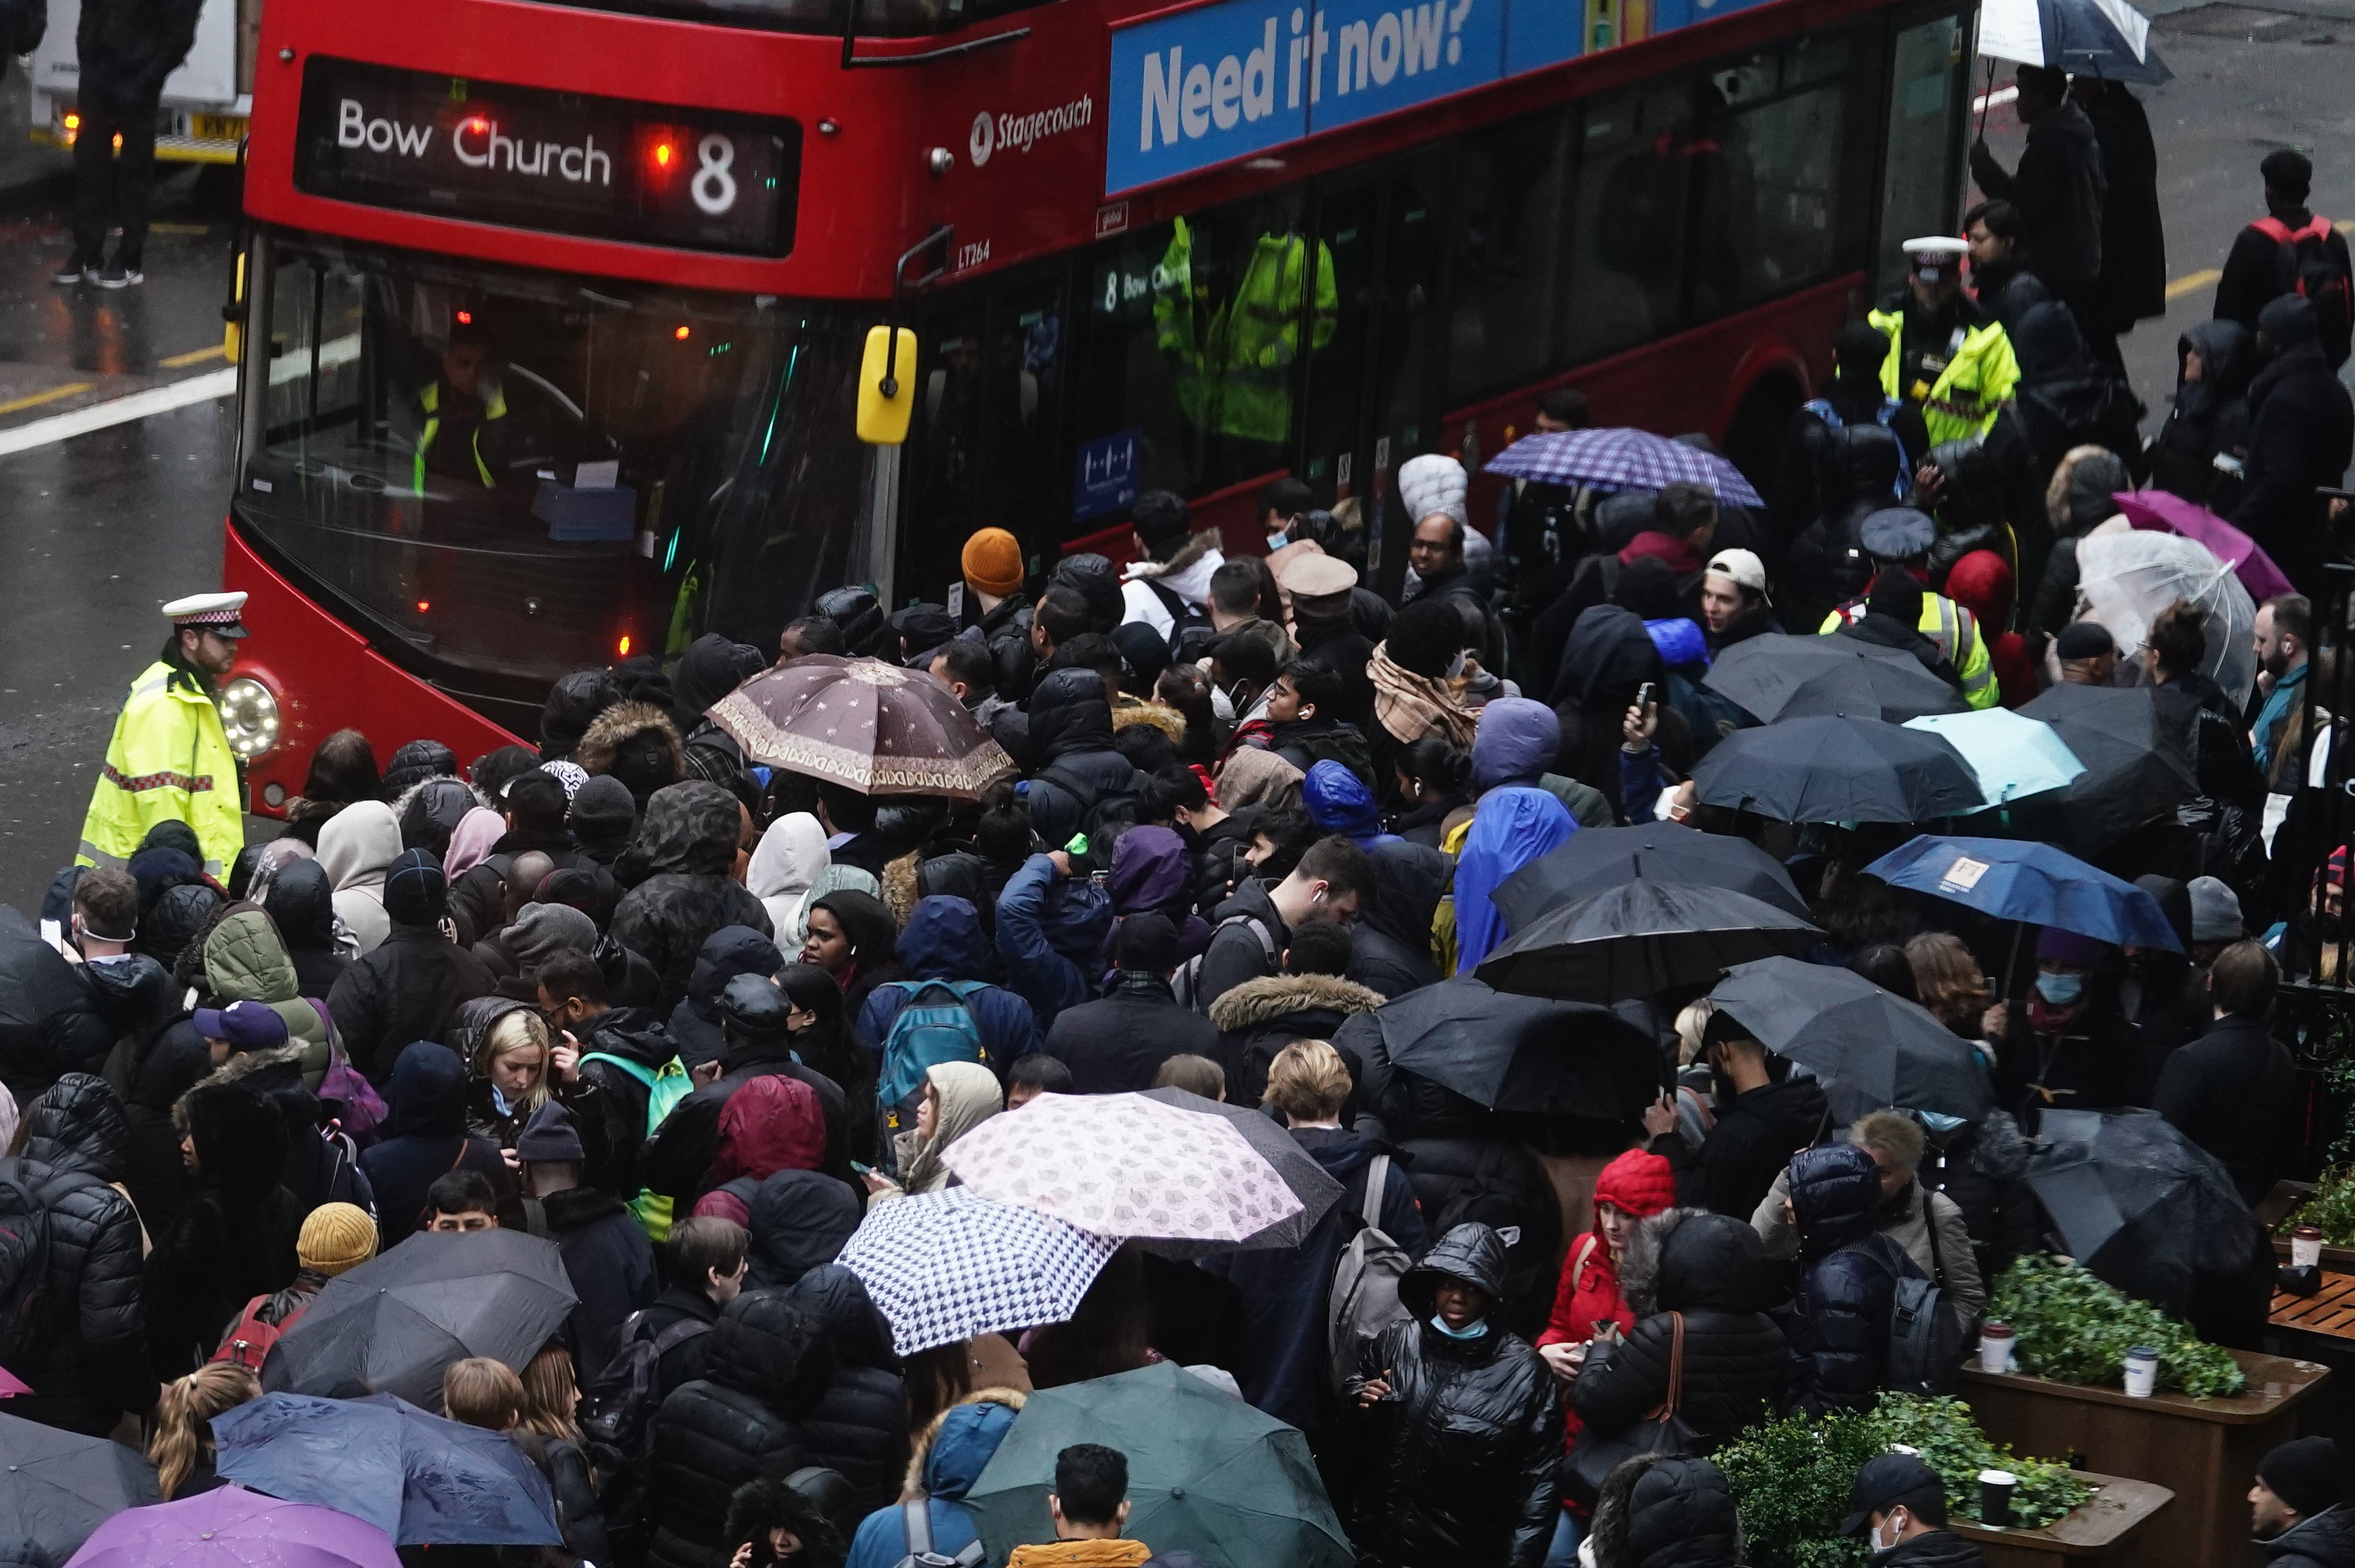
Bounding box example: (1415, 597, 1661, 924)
(78, 593, 250, 878)
(412, 315, 510, 491)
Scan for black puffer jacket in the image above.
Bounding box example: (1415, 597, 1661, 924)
(7, 1076, 149, 1435)
(0, 909, 118, 1105)
(643, 1290, 833, 1568)
(1571, 1211, 1788, 1476)
(1783, 1144, 1899, 1417)
(1022, 669, 1146, 850)
(2263, 1504, 2355, 1568)
(666, 925, 784, 1071)
(1589, 1454, 1744, 1568)
(1394, 1116, 1563, 1340)
(610, 782, 774, 1012)
(1345, 1224, 1562, 1568)
(745, 1168, 862, 1292)
(784, 1264, 908, 1516)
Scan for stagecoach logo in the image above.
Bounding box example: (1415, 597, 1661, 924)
(968, 97, 1095, 168)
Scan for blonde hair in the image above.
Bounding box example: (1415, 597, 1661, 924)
(1851, 1110, 1926, 1178)
(1904, 932, 1988, 1034)
(478, 1009, 552, 1114)
(519, 1343, 583, 1447)
(151, 1363, 260, 1498)
(1263, 1040, 1351, 1123)
(1673, 999, 1717, 1067)
(443, 1356, 525, 1431)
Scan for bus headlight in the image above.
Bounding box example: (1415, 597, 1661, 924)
(220, 677, 281, 758)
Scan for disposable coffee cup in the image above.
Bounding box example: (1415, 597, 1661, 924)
(1978, 1322, 2016, 1375)
(1979, 1469, 2018, 1528)
(2295, 1227, 2325, 1270)
(2123, 1346, 2160, 1398)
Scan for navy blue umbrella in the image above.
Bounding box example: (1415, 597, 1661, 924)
(1863, 835, 2181, 951)
(212, 1392, 561, 1547)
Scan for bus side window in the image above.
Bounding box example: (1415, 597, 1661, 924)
(1447, 111, 1572, 408)
(1560, 86, 1696, 358)
(1701, 36, 1855, 317)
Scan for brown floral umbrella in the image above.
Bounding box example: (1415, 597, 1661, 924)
(707, 654, 1016, 798)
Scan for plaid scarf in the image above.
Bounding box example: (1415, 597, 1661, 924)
(1369, 643, 1478, 749)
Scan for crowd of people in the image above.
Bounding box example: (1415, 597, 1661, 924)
(9, 91, 2355, 1568)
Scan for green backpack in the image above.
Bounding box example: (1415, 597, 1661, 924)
(581, 1051, 695, 1242)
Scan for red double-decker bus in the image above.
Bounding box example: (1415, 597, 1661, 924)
(216, 0, 1978, 802)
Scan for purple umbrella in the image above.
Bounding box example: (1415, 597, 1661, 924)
(1482, 427, 1766, 508)
(2112, 489, 2296, 602)
(64, 1485, 400, 1568)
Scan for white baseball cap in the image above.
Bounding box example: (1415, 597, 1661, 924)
(1705, 548, 1767, 594)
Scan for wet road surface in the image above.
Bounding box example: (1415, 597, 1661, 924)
(1, 6, 2352, 911)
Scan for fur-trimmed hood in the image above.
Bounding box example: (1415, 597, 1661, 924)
(720, 1475, 846, 1567)
(1205, 971, 1387, 1032)
(881, 850, 922, 931)
(1122, 528, 1225, 601)
(1620, 1206, 1769, 1317)
(576, 700, 684, 787)
(902, 1388, 1027, 1499)
(190, 1041, 310, 1096)
(1111, 698, 1188, 739)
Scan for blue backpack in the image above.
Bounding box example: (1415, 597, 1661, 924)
(877, 979, 995, 1144)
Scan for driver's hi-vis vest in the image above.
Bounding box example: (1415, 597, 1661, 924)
(413, 379, 507, 490)
(79, 660, 243, 877)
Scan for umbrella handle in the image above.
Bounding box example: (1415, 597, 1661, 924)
(2000, 920, 2024, 1001)
(1974, 57, 1998, 146)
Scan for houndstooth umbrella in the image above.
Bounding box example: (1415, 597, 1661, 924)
(1481, 427, 1765, 508)
(708, 654, 1017, 798)
(944, 1091, 1306, 1244)
(838, 1188, 1121, 1356)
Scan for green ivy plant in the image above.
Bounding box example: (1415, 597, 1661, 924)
(1715, 1396, 2091, 1568)
(1985, 1254, 2246, 1398)
(2284, 1167, 2355, 1246)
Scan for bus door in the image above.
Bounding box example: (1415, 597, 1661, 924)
(904, 270, 1071, 611)
(1298, 153, 1449, 595)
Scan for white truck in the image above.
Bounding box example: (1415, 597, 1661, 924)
(25, 0, 255, 164)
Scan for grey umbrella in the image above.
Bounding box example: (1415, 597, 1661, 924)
(1137, 1086, 1345, 1258)
(0, 1411, 158, 1558)
(1476, 879, 1823, 1002)
(261, 1229, 577, 1409)
(1709, 956, 1995, 1121)
(2027, 1109, 2256, 1304)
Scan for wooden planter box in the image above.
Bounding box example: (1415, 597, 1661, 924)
(1951, 1472, 2173, 1566)
(1957, 1350, 2330, 1568)
(2258, 1181, 2355, 1269)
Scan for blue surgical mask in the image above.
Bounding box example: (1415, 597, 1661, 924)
(1430, 1313, 1489, 1340)
(1267, 531, 1292, 553)
(2034, 971, 2085, 1006)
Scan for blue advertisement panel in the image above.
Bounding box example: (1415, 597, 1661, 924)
(1072, 428, 1144, 522)
(1106, 3, 1311, 197)
(1295, 0, 1506, 133)
(1502, 0, 1584, 77)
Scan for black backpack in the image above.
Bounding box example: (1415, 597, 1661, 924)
(0, 1167, 52, 1375)
(1844, 1231, 1964, 1396)
(1035, 762, 1140, 848)
(1144, 577, 1213, 658)
(580, 1308, 712, 1468)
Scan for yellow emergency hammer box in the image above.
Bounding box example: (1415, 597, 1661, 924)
(857, 326, 918, 445)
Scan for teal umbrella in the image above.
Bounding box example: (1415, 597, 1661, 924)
(965, 1362, 1352, 1568)
(1902, 707, 2085, 805)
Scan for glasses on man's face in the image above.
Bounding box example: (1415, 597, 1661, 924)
(429, 1213, 494, 1232)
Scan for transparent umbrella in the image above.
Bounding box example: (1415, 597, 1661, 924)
(2075, 529, 2257, 708)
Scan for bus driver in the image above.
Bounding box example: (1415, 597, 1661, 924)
(413, 314, 510, 491)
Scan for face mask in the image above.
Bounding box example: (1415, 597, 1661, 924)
(1267, 531, 1292, 553)
(1429, 1313, 1489, 1340)
(2034, 971, 2085, 1006)
(1870, 1512, 1907, 1554)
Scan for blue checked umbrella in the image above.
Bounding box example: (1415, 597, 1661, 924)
(838, 1187, 1121, 1356)
(1482, 427, 1765, 508)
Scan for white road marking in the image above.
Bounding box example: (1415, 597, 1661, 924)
(0, 367, 238, 458)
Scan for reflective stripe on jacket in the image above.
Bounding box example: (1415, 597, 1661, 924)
(78, 660, 243, 875)
(413, 379, 508, 490)
(1819, 595, 1999, 710)
(1867, 306, 2019, 445)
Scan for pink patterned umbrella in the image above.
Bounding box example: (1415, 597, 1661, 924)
(2112, 489, 2296, 602)
(943, 1092, 1304, 1252)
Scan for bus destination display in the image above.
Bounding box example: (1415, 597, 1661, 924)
(296, 60, 800, 257)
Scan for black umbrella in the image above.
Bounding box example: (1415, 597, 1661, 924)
(262, 1228, 578, 1409)
(1136, 1086, 1345, 1258)
(0, 1411, 159, 1557)
(1702, 633, 1966, 724)
(1708, 956, 1995, 1121)
(1690, 715, 1984, 823)
(1477, 880, 1823, 1002)
(1375, 977, 1659, 1119)
(1492, 823, 1811, 933)
(2013, 685, 2199, 852)
(2026, 1109, 2256, 1308)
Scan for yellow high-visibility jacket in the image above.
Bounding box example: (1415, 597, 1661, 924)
(1818, 596, 1999, 710)
(1867, 304, 2018, 445)
(78, 661, 242, 876)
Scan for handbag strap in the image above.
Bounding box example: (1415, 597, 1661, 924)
(1663, 1311, 1685, 1420)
